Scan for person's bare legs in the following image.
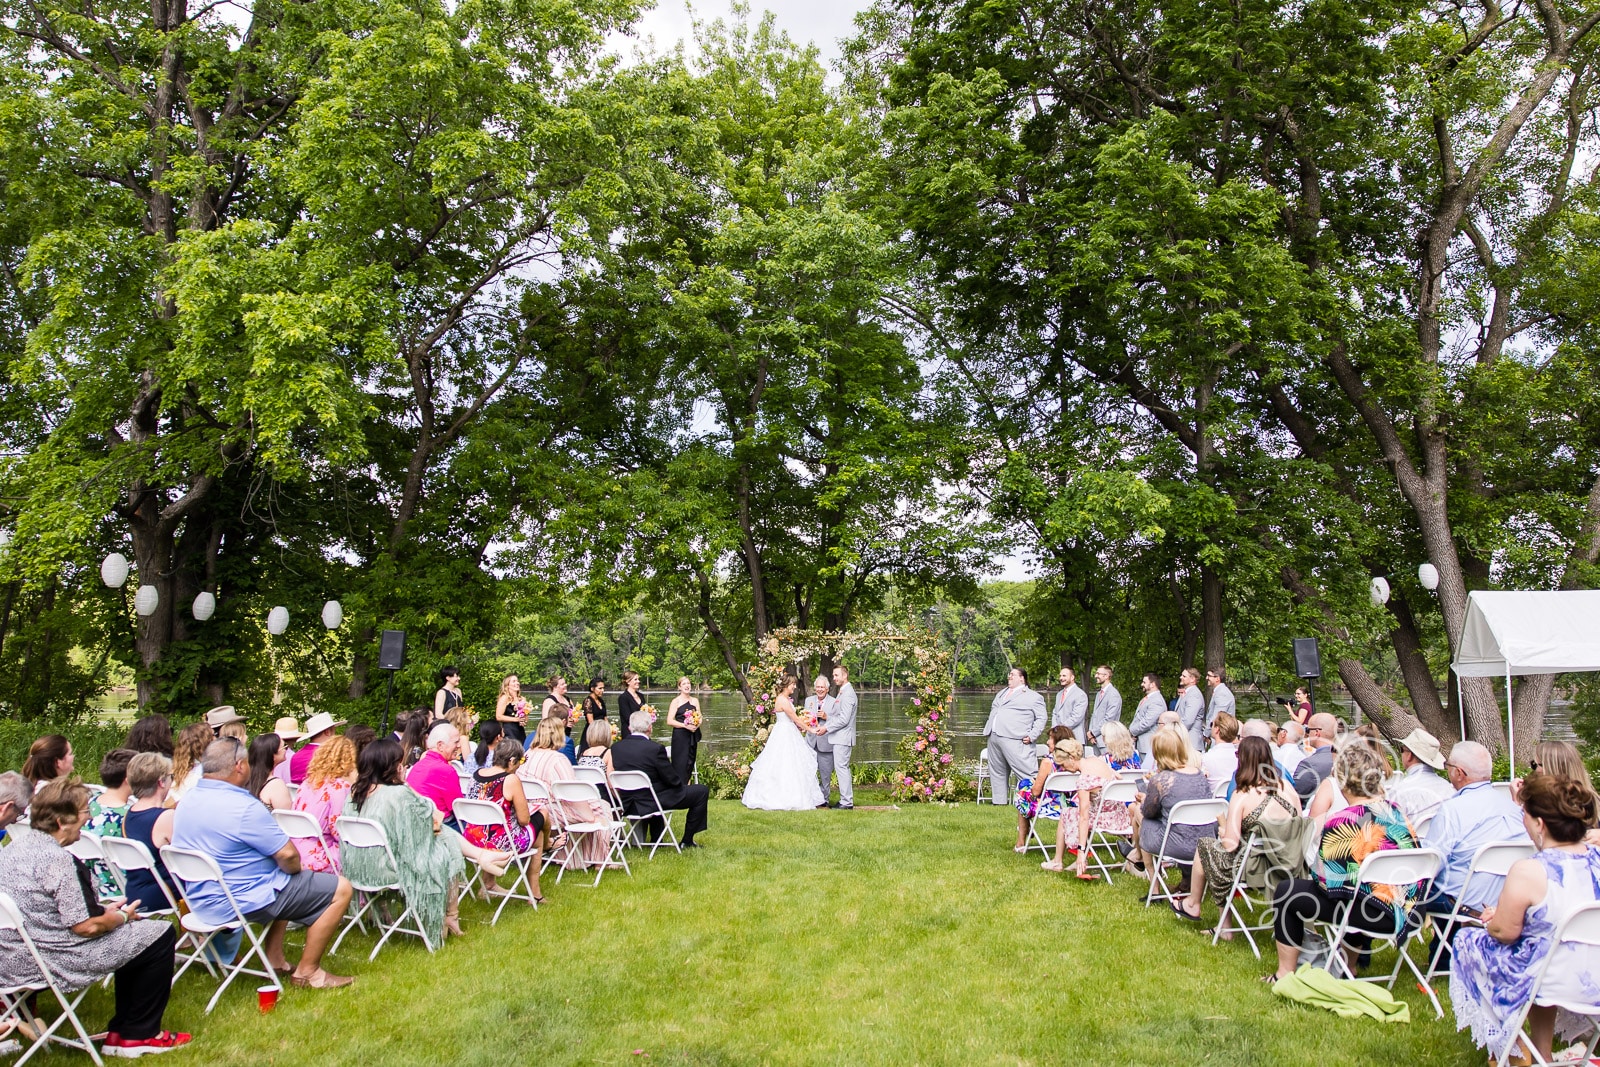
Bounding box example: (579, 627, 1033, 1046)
(264, 920, 291, 971)
(1127, 806, 1146, 868)
(1273, 940, 1299, 980)
(1179, 851, 1206, 919)
(1527, 1004, 1556, 1060)
(293, 876, 354, 982)
(1047, 813, 1069, 867)
(1074, 793, 1095, 875)
(1015, 809, 1031, 850)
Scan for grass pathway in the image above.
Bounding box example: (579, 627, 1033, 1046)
(89, 799, 1478, 1065)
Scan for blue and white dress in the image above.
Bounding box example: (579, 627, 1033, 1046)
(1450, 847, 1600, 1059)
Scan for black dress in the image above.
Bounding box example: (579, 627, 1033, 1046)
(438, 687, 463, 714)
(499, 696, 529, 746)
(582, 696, 607, 746)
(616, 690, 643, 739)
(669, 699, 701, 784)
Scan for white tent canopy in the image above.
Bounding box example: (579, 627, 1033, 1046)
(1450, 589, 1600, 775)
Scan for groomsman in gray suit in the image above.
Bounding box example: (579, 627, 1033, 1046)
(1175, 668, 1206, 751)
(826, 665, 859, 809)
(804, 674, 835, 808)
(1205, 667, 1236, 740)
(1087, 665, 1122, 749)
(982, 667, 1047, 805)
(1052, 667, 1088, 743)
(1128, 673, 1166, 758)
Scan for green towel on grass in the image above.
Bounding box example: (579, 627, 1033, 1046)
(1271, 965, 1411, 1023)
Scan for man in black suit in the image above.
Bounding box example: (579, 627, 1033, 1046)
(611, 710, 710, 847)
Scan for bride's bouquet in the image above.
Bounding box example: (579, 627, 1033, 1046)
(639, 703, 660, 729)
(795, 707, 816, 732)
(684, 706, 703, 730)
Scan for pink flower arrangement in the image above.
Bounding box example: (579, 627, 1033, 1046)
(912, 697, 922, 706)
(940, 754, 953, 764)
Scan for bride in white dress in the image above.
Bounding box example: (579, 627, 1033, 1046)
(742, 674, 826, 810)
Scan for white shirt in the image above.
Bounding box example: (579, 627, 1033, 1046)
(1274, 742, 1305, 775)
(1385, 763, 1455, 825)
(1201, 742, 1238, 797)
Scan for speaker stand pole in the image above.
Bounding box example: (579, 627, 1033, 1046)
(381, 670, 396, 736)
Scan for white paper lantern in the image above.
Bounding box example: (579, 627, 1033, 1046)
(192, 591, 216, 621)
(134, 584, 159, 616)
(266, 606, 290, 636)
(1369, 576, 1390, 606)
(321, 600, 343, 629)
(1418, 562, 1440, 591)
(0, 529, 11, 549)
(101, 553, 130, 589)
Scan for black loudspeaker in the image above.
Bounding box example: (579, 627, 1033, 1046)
(378, 630, 407, 671)
(1293, 637, 1322, 679)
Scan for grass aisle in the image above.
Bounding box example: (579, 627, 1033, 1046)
(102, 798, 1477, 1065)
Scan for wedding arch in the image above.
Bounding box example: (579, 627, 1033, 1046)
(714, 625, 965, 802)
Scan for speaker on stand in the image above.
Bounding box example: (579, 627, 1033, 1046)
(1291, 637, 1333, 725)
(378, 629, 406, 734)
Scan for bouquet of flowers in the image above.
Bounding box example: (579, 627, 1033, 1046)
(684, 707, 703, 730)
(795, 708, 816, 732)
(639, 703, 660, 729)
(609, 722, 621, 742)
(567, 705, 583, 728)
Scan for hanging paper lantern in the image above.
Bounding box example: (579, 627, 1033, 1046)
(134, 584, 159, 616)
(0, 529, 11, 549)
(321, 600, 343, 629)
(266, 606, 289, 635)
(192, 591, 216, 621)
(1418, 563, 1440, 591)
(101, 553, 130, 589)
(1369, 576, 1390, 606)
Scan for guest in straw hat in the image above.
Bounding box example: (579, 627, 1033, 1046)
(289, 712, 346, 785)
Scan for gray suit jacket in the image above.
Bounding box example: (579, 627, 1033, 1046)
(1207, 682, 1236, 729)
(1293, 743, 1336, 799)
(827, 682, 857, 749)
(984, 685, 1046, 741)
(1129, 690, 1165, 754)
(1089, 685, 1123, 740)
(1176, 686, 1206, 749)
(805, 694, 833, 753)
(1053, 684, 1088, 741)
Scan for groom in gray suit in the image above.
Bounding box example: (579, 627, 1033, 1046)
(983, 668, 1047, 805)
(804, 674, 834, 809)
(825, 665, 858, 809)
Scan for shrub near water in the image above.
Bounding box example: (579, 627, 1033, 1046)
(0, 720, 129, 782)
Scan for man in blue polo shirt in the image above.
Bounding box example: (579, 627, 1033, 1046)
(171, 737, 354, 989)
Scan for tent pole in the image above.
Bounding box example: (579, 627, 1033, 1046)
(1505, 669, 1514, 781)
(1456, 671, 1465, 744)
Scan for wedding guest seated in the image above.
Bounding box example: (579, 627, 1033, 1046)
(1418, 741, 1529, 963)
(1449, 774, 1600, 1066)
(463, 721, 504, 776)
(346, 725, 377, 762)
(270, 717, 305, 782)
(1173, 736, 1307, 929)
(1524, 740, 1600, 845)
(465, 738, 547, 903)
(1385, 728, 1453, 825)
(407, 721, 465, 830)
(577, 720, 617, 775)
(1269, 744, 1422, 981)
(291, 735, 358, 874)
(1201, 713, 1241, 797)
(0, 777, 190, 1056)
(521, 717, 616, 866)
(343, 739, 509, 941)
(1275, 721, 1306, 775)
(168, 722, 212, 805)
(1013, 725, 1075, 855)
(444, 705, 477, 764)
(246, 734, 294, 812)
(124, 714, 174, 757)
(0, 771, 31, 843)
(1100, 722, 1142, 773)
(170, 737, 354, 989)
(121, 754, 177, 912)
(1046, 738, 1133, 880)
(1291, 712, 1339, 800)
(84, 749, 137, 898)
(612, 710, 710, 848)
(1137, 726, 1216, 883)
(290, 713, 346, 784)
(22, 733, 74, 789)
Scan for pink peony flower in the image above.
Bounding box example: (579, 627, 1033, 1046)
(940, 754, 953, 764)
(916, 724, 925, 733)
(914, 740, 927, 751)
(913, 697, 922, 706)
(930, 747, 938, 755)
(929, 712, 939, 721)
(903, 776, 914, 786)
(925, 787, 933, 795)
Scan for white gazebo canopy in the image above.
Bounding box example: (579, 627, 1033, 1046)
(1450, 588, 1600, 775)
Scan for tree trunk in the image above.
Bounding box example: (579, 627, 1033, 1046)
(1168, 571, 1198, 670)
(696, 570, 751, 701)
(1201, 563, 1225, 674)
(1385, 593, 1454, 740)
(1337, 655, 1423, 738)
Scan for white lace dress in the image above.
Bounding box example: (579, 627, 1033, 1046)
(742, 712, 826, 811)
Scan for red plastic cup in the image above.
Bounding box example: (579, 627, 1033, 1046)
(257, 984, 279, 1013)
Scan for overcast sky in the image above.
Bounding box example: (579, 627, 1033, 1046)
(622, 0, 870, 66)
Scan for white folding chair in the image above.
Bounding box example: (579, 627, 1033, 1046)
(65, 835, 119, 904)
(0, 891, 104, 1067)
(609, 770, 682, 858)
(574, 766, 626, 820)
(451, 798, 541, 924)
(1143, 798, 1229, 908)
(329, 816, 433, 960)
(272, 808, 328, 855)
(1208, 831, 1278, 959)
(1410, 812, 1435, 841)
(1315, 847, 1445, 1018)
(975, 748, 991, 803)
(1025, 772, 1079, 859)
(99, 836, 217, 981)
(159, 846, 284, 1013)
(1490, 900, 1600, 1067)
(1081, 779, 1139, 884)
(549, 781, 631, 887)
(1491, 781, 1514, 800)
(1416, 839, 1536, 983)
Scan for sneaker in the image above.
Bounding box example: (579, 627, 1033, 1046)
(103, 1031, 192, 1058)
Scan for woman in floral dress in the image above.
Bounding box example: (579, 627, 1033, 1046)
(1013, 726, 1078, 854)
(1451, 774, 1600, 1065)
(291, 735, 357, 873)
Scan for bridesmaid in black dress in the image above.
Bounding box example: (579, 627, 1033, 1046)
(433, 665, 463, 719)
(540, 675, 576, 762)
(495, 674, 530, 746)
(666, 675, 702, 784)
(582, 678, 608, 738)
(616, 671, 644, 739)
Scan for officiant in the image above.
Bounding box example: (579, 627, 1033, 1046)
(804, 674, 835, 809)
(982, 668, 1047, 805)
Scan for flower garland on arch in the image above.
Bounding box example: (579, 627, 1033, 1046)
(712, 625, 963, 802)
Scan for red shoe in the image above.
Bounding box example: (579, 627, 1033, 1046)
(103, 1031, 193, 1057)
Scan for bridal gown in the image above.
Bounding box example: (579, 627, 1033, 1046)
(741, 710, 826, 810)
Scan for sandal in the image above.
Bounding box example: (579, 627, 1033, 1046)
(290, 968, 354, 989)
(1074, 872, 1099, 881)
(1040, 860, 1064, 872)
(1170, 899, 1203, 922)
(1260, 973, 1282, 985)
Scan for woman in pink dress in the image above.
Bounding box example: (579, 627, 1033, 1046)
(519, 716, 611, 869)
(291, 735, 357, 873)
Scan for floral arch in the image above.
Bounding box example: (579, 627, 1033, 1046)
(714, 625, 965, 802)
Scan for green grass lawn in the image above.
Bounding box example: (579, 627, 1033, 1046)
(56, 793, 1480, 1065)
